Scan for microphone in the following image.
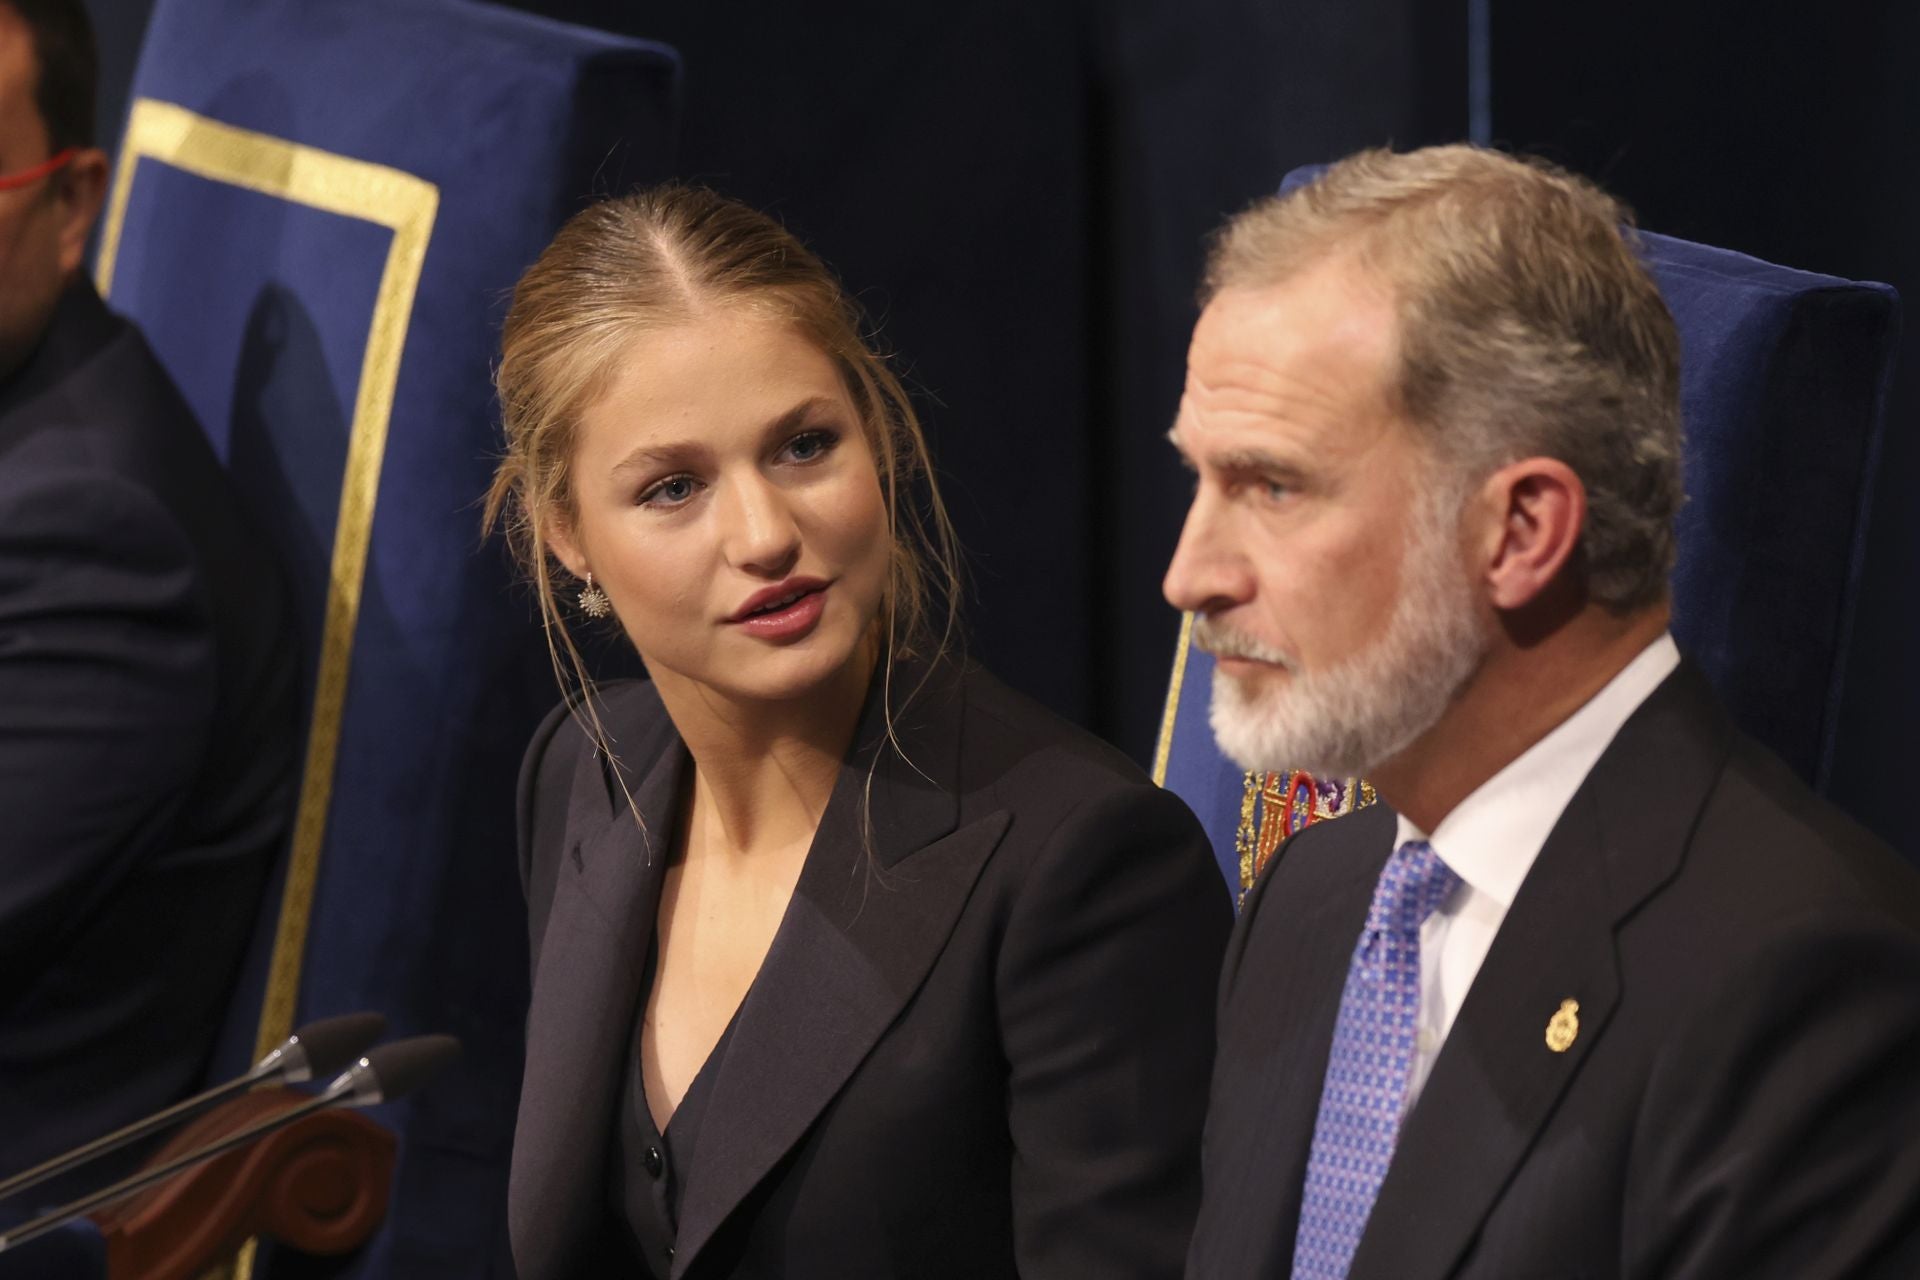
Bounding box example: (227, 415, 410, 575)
(0, 1034, 461, 1254)
(0, 1010, 387, 1203)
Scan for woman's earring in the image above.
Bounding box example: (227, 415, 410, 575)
(577, 572, 612, 620)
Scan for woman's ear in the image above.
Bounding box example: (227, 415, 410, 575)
(1480, 456, 1587, 611)
(541, 512, 589, 582)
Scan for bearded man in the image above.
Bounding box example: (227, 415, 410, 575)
(1166, 145, 1920, 1280)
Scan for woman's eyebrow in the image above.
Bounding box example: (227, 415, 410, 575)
(757, 396, 838, 441)
(609, 396, 842, 476)
(610, 441, 691, 476)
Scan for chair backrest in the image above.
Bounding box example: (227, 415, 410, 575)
(98, 1, 679, 1274)
(1156, 162, 1900, 901)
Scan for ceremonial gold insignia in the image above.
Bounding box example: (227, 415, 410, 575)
(1545, 999, 1580, 1053)
(1236, 769, 1377, 899)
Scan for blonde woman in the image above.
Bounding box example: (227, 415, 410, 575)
(487, 187, 1227, 1280)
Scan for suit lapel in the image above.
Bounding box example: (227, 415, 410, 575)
(670, 663, 1010, 1276)
(1348, 784, 1619, 1280)
(1349, 663, 1733, 1280)
(510, 712, 686, 1277)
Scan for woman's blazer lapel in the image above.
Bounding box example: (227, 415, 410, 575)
(511, 700, 687, 1278)
(670, 665, 1012, 1277)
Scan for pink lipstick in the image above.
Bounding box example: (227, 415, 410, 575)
(729, 577, 830, 641)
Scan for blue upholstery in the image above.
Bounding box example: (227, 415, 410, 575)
(1157, 162, 1900, 900)
(98, 1, 678, 1274)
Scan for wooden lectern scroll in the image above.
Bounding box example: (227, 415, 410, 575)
(89, 1088, 394, 1280)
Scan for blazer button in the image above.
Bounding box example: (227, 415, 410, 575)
(644, 1144, 664, 1178)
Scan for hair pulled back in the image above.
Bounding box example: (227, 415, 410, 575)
(486, 185, 962, 745)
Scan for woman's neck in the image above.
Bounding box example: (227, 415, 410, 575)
(651, 644, 879, 860)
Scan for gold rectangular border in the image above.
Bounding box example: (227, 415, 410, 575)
(96, 98, 440, 1069)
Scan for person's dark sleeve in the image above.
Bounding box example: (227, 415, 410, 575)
(514, 696, 578, 980)
(0, 464, 215, 978)
(1625, 912, 1920, 1278)
(996, 781, 1233, 1279)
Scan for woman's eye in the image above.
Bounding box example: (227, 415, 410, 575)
(782, 429, 838, 464)
(639, 475, 699, 507)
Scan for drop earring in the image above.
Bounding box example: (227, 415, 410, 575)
(577, 572, 612, 620)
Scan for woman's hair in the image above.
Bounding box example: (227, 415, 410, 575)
(484, 184, 962, 765)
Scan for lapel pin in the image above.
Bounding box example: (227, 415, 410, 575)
(1545, 998, 1580, 1053)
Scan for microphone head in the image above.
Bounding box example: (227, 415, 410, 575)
(262, 1011, 388, 1083)
(332, 1034, 462, 1108)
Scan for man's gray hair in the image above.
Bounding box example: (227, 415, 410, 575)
(1206, 145, 1684, 612)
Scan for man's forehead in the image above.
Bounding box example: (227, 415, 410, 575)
(1179, 264, 1400, 450)
(1196, 259, 1396, 357)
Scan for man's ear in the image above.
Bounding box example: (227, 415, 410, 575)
(1478, 456, 1586, 611)
(55, 147, 108, 277)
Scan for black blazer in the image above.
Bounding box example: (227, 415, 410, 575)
(509, 659, 1231, 1279)
(0, 282, 297, 1202)
(1187, 660, 1920, 1279)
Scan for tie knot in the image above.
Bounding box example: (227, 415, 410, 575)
(1365, 839, 1460, 938)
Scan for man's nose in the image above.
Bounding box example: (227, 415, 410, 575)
(1163, 488, 1254, 616)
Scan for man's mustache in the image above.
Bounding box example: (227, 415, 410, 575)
(1192, 617, 1293, 668)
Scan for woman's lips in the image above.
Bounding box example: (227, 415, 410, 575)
(732, 584, 828, 641)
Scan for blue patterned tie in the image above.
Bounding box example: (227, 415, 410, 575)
(1291, 839, 1462, 1279)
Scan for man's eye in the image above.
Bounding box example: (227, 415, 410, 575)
(640, 475, 699, 507)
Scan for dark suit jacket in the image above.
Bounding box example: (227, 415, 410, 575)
(1188, 661, 1920, 1280)
(0, 281, 297, 1203)
(509, 659, 1231, 1280)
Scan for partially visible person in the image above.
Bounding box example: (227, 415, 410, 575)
(0, 0, 297, 1207)
(488, 185, 1229, 1279)
(1168, 145, 1920, 1278)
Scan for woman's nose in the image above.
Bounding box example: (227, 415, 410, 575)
(720, 474, 802, 577)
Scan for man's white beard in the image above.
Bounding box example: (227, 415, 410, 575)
(1202, 491, 1488, 779)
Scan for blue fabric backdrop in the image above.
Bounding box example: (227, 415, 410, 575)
(101, 1, 678, 1273)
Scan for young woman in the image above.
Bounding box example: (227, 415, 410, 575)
(487, 186, 1228, 1280)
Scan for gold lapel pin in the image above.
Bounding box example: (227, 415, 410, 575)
(1545, 999, 1580, 1053)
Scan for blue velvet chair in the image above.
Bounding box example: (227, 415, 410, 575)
(1156, 163, 1901, 901)
(93, 1, 679, 1274)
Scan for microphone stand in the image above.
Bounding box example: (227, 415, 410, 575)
(0, 1087, 346, 1252)
(0, 1011, 385, 1203)
(0, 1033, 457, 1255)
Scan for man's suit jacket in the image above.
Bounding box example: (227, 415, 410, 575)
(1188, 661, 1920, 1279)
(509, 659, 1231, 1280)
(0, 281, 297, 1203)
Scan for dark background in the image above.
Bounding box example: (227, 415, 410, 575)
(84, 0, 1918, 858)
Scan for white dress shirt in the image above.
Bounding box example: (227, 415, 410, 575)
(1396, 633, 1681, 1108)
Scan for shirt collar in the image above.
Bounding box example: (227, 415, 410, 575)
(1394, 633, 1681, 909)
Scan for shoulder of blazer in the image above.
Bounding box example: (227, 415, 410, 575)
(1659, 702, 1920, 937)
(949, 663, 1171, 820)
(517, 679, 676, 947)
(519, 680, 674, 827)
